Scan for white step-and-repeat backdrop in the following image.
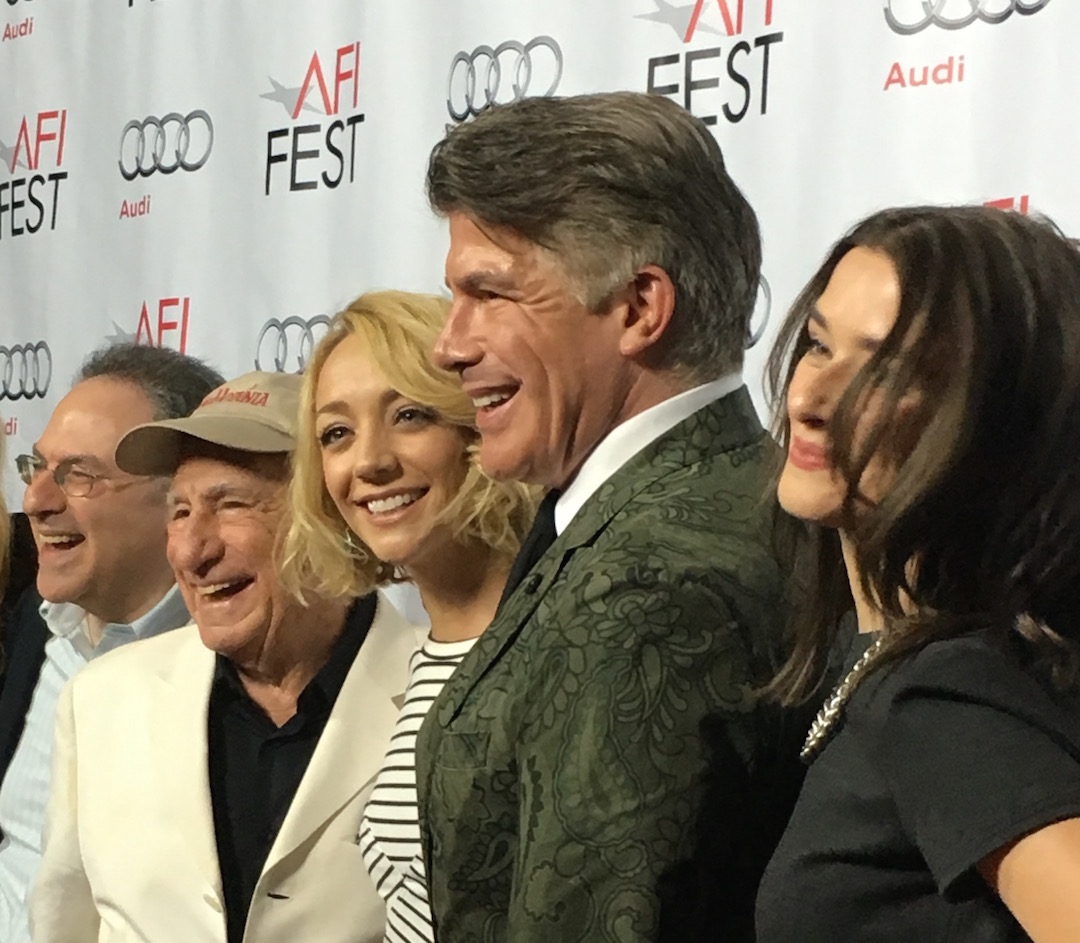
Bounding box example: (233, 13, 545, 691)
(2, 0, 1076, 510)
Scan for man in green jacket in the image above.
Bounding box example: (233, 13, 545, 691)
(419, 91, 793, 943)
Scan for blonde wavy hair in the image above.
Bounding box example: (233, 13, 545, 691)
(280, 290, 537, 600)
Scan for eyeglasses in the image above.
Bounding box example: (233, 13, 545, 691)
(16, 454, 111, 498)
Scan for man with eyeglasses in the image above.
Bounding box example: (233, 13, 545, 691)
(0, 343, 222, 943)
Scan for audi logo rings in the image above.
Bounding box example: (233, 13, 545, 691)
(448, 37, 563, 122)
(884, 0, 1052, 34)
(747, 276, 772, 350)
(255, 316, 332, 374)
(118, 110, 214, 180)
(0, 342, 52, 400)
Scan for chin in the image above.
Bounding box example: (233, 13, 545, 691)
(777, 470, 842, 526)
(478, 435, 536, 483)
(36, 577, 82, 606)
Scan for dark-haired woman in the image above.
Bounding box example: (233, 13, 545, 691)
(756, 206, 1080, 943)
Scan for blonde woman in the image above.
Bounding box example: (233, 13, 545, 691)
(282, 290, 536, 943)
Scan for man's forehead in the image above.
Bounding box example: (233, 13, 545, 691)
(447, 214, 534, 261)
(37, 382, 154, 467)
(169, 453, 287, 499)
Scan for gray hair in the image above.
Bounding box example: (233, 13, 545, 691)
(76, 343, 224, 421)
(426, 91, 762, 378)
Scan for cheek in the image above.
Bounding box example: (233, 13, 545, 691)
(497, 316, 561, 375)
(321, 452, 351, 501)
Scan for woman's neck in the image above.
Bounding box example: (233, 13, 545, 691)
(409, 538, 513, 643)
(840, 531, 885, 634)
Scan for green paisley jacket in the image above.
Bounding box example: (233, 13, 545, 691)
(416, 389, 787, 943)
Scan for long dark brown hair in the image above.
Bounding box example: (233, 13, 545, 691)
(767, 206, 1080, 704)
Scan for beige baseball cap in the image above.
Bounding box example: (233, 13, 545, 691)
(115, 371, 303, 476)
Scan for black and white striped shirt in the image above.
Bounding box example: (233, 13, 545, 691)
(359, 637, 476, 943)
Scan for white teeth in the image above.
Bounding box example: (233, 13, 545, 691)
(365, 492, 421, 514)
(197, 580, 246, 596)
(41, 534, 81, 545)
(473, 391, 513, 409)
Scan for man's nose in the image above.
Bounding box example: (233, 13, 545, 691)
(23, 468, 66, 518)
(433, 299, 483, 374)
(168, 512, 225, 575)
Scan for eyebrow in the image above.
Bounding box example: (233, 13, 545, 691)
(30, 447, 106, 470)
(316, 389, 404, 417)
(167, 483, 254, 507)
(809, 305, 884, 353)
(447, 270, 519, 296)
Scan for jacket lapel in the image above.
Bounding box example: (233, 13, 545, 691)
(432, 387, 766, 728)
(260, 592, 420, 874)
(152, 627, 222, 894)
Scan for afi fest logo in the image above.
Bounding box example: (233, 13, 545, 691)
(0, 108, 68, 241)
(447, 37, 563, 125)
(884, 0, 1052, 35)
(108, 297, 192, 354)
(0, 342, 51, 402)
(254, 316, 331, 373)
(641, 0, 784, 126)
(986, 194, 1030, 213)
(262, 41, 364, 195)
(117, 110, 213, 221)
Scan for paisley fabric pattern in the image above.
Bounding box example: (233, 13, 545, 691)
(416, 389, 786, 943)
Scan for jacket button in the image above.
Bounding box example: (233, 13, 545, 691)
(523, 573, 542, 594)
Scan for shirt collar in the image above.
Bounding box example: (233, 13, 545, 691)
(554, 371, 744, 535)
(40, 583, 190, 660)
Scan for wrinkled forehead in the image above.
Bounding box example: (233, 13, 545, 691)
(169, 448, 289, 502)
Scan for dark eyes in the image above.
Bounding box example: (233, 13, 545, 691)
(802, 324, 830, 357)
(395, 407, 437, 426)
(317, 408, 437, 444)
(318, 425, 349, 448)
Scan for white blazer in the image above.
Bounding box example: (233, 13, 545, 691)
(30, 592, 422, 943)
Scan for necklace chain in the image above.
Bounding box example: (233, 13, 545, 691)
(800, 636, 886, 762)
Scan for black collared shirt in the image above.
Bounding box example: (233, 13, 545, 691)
(207, 594, 377, 943)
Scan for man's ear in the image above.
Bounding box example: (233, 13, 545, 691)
(618, 265, 676, 359)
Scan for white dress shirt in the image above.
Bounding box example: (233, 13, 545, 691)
(0, 585, 189, 943)
(554, 372, 744, 535)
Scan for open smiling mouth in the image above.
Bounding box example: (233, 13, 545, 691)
(196, 578, 254, 601)
(361, 489, 428, 516)
(39, 534, 85, 551)
(472, 387, 517, 414)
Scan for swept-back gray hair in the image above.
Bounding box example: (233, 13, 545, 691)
(427, 91, 762, 378)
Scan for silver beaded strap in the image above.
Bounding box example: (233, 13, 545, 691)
(800, 636, 887, 762)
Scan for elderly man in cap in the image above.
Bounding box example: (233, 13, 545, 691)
(31, 371, 420, 943)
